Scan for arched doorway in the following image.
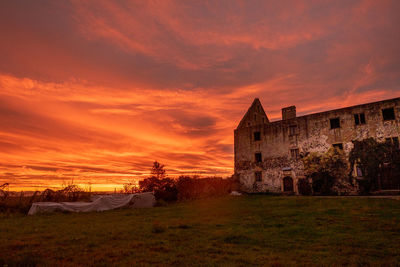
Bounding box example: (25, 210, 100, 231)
(283, 176, 294, 192)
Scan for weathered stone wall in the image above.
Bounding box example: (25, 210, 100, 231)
(234, 97, 400, 193)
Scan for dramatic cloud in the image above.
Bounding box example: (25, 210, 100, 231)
(0, 0, 399, 190)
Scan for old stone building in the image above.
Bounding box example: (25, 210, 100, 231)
(234, 97, 400, 193)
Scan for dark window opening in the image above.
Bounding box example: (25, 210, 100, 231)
(254, 131, 261, 141)
(289, 125, 297, 135)
(290, 149, 299, 159)
(354, 114, 359, 125)
(255, 171, 262, 182)
(382, 108, 395, 121)
(360, 113, 366, 124)
(254, 114, 257, 121)
(333, 143, 343, 150)
(255, 153, 262, 163)
(330, 118, 340, 129)
(354, 113, 366, 125)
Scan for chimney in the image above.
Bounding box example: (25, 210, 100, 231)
(282, 106, 296, 120)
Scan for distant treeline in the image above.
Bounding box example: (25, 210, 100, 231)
(139, 175, 238, 202)
(0, 185, 91, 214)
(134, 161, 238, 202)
(0, 161, 239, 213)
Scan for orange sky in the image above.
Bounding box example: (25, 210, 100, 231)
(1, 0, 400, 191)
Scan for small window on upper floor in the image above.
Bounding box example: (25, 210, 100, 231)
(254, 114, 257, 121)
(255, 171, 262, 182)
(255, 152, 262, 163)
(254, 131, 261, 141)
(330, 118, 340, 129)
(382, 108, 395, 121)
(354, 113, 366, 125)
(333, 143, 343, 150)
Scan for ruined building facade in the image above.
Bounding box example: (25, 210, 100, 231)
(234, 97, 400, 193)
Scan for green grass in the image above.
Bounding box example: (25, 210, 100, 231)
(1, 196, 400, 266)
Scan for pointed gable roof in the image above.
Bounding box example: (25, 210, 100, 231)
(237, 98, 269, 129)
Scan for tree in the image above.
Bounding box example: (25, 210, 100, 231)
(139, 161, 177, 201)
(122, 181, 139, 194)
(151, 161, 166, 180)
(0, 183, 9, 201)
(302, 148, 350, 195)
(349, 138, 399, 193)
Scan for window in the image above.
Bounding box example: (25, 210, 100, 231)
(382, 108, 395, 121)
(254, 131, 261, 141)
(330, 118, 340, 129)
(290, 148, 299, 159)
(333, 143, 343, 150)
(255, 153, 262, 163)
(360, 113, 366, 124)
(255, 171, 262, 182)
(354, 113, 366, 125)
(289, 125, 297, 135)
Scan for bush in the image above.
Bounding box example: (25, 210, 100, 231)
(349, 137, 400, 193)
(38, 185, 91, 202)
(122, 182, 140, 194)
(139, 175, 236, 202)
(176, 176, 236, 200)
(302, 148, 351, 195)
(297, 178, 312, 195)
(0, 184, 91, 214)
(139, 176, 178, 201)
(139, 161, 236, 202)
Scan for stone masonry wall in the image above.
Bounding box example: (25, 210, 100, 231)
(234, 97, 400, 193)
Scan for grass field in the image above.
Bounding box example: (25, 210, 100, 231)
(1, 195, 400, 266)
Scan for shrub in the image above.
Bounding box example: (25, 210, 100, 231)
(122, 182, 140, 194)
(302, 148, 351, 195)
(176, 176, 236, 200)
(297, 178, 312, 195)
(139, 161, 236, 201)
(349, 137, 400, 193)
(0, 183, 91, 214)
(139, 176, 178, 201)
(138, 161, 177, 201)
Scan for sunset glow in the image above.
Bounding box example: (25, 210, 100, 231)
(1, 1, 400, 191)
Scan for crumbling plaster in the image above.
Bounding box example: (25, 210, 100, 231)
(234, 97, 400, 193)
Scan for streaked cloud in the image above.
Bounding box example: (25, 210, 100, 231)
(0, 0, 399, 190)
